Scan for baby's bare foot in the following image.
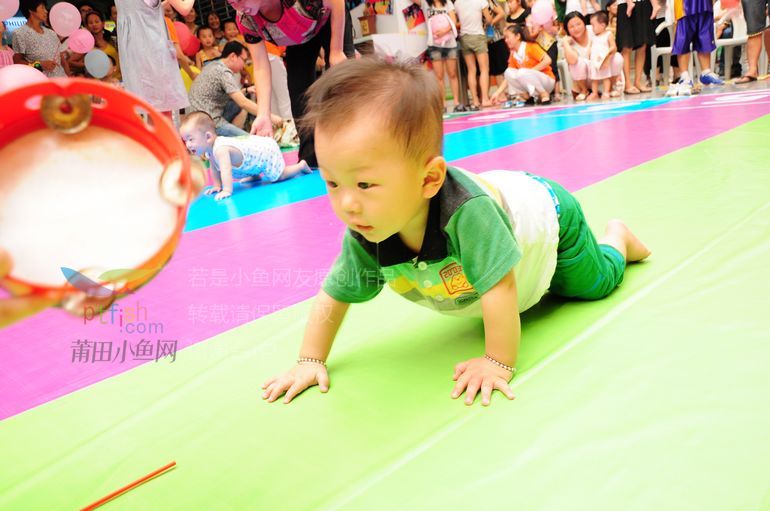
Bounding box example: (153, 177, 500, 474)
(607, 219, 651, 262)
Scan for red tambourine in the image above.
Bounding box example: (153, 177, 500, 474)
(0, 78, 203, 316)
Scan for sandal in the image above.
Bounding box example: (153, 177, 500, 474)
(575, 92, 587, 101)
(624, 86, 641, 94)
(468, 104, 480, 111)
(735, 75, 758, 84)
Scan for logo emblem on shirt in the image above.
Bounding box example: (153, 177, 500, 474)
(439, 263, 473, 295)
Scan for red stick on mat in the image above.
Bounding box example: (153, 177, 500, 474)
(80, 461, 177, 511)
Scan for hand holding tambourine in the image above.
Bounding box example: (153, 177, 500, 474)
(0, 78, 204, 328)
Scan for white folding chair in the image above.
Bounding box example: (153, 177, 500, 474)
(711, 12, 748, 79)
(650, 21, 675, 85)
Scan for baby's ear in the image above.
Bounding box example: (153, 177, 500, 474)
(422, 156, 446, 199)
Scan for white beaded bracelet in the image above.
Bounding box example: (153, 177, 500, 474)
(485, 354, 516, 374)
(297, 357, 326, 367)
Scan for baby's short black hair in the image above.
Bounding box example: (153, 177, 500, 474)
(592, 11, 609, 25)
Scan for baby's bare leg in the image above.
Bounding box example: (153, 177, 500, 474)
(276, 160, 312, 182)
(598, 219, 651, 262)
(588, 81, 600, 100)
(601, 78, 611, 98)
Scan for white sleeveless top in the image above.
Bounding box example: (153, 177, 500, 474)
(213, 135, 285, 182)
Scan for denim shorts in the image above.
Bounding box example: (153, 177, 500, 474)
(741, 0, 770, 35)
(428, 46, 459, 60)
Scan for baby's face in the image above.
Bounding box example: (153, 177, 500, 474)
(199, 29, 215, 47)
(180, 125, 212, 158)
(315, 116, 431, 244)
(224, 22, 240, 40)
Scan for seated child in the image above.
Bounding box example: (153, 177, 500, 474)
(261, 59, 651, 407)
(179, 112, 311, 201)
(195, 26, 222, 69)
(0, 22, 15, 69)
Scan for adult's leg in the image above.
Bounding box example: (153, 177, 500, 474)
(503, 67, 527, 95)
(634, 45, 649, 90)
(343, 8, 356, 58)
(269, 55, 293, 120)
(737, 0, 769, 81)
(464, 52, 481, 106)
(569, 57, 590, 93)
(286, 20, 329, 167)
(445, 57, 461, 107)
(622, 47, 635, 92)
(432, 58, 446, 107)
(477, 51, 492, 105)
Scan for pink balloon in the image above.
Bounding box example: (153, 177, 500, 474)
(68, 28, 95, 54)
(0, 64, 48, 95)
(184, 36, 200, 57)
(173, 21, 192, 53)
(49, 2, 81, 37)
(0, 0, 19, 22)
(531, 0, 555, 26)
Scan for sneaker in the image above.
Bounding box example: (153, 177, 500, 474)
(664, 81, 680, 97)
(678, 79, 693, 96)
(506, 99, 527, 108)
(453, 104, 468, 113)
(700, 72, 724, 86)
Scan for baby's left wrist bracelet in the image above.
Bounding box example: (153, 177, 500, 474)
(297, 357, 326, 367)
(484, 354, 516, 374)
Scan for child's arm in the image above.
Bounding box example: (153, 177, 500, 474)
(195, 51, 203, 70)
(263, 290, 350, 403)
(452, 271, 518, 406)
(602, 35, 617, 68)
(166, 0, 194, 17)
(204, 158, 224, 196)
(212, 146, 235, 200)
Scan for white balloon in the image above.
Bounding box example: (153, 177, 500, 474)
(84, 49, 112, 79)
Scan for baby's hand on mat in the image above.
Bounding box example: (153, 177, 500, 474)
(452, 357, 515, 406)
(214, 190, 232, 201)
(262, 363, 330, 404)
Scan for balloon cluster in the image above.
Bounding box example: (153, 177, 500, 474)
(48, 2, 117, 78)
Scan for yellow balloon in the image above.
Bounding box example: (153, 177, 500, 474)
(180, 66, 200, 92)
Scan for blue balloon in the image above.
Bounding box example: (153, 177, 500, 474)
(84, 49, 112, 79)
